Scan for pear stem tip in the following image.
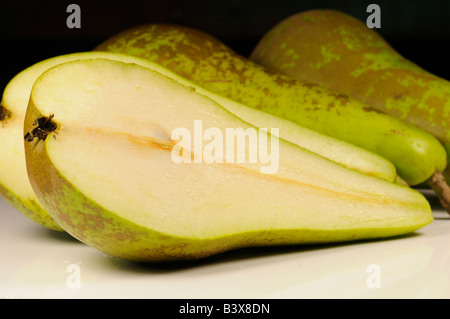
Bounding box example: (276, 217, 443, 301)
(428, 169, 450, 215)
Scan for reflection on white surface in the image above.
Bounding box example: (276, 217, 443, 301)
(0, 193, 449, 299)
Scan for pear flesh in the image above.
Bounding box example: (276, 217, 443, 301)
(0, 51, 399, 231)
(24, 59, 432, 262)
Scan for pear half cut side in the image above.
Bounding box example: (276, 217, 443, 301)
(24, 59, 432, 262)
(1, 51, 398, 232)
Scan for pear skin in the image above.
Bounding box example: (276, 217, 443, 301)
(95, 23, 447, 186)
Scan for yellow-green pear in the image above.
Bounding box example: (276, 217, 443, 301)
(250, 9, 450, 210)
(24, 59, 433, 262)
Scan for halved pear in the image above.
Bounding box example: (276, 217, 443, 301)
(24, 59, 432, 262)
(1, 51, 398, 231)
(0, 51, 188, 231)
(1, 52, 137, 230)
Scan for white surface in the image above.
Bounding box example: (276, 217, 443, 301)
(0, 191, 449, 299)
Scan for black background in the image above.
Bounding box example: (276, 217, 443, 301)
(1, 0, 450, 92)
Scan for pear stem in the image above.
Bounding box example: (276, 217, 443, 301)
(428, 169, 450, 214)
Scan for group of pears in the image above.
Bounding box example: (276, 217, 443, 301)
(1, 9, 449, 262)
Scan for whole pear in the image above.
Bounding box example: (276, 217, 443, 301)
(249, 9, 450, 209)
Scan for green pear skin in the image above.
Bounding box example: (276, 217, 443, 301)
(24, 59, 433, 262)
(249, 9, 450, 210)
(95, 24, 447, 186)
(250, 9, 450, 157)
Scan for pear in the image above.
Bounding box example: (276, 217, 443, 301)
(0, 51, 402, 231)
(249, 9, 450, 210)
(1, 58, 67, 231)
(24, 58, 433, 262)
(95, 24, 447, 187)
